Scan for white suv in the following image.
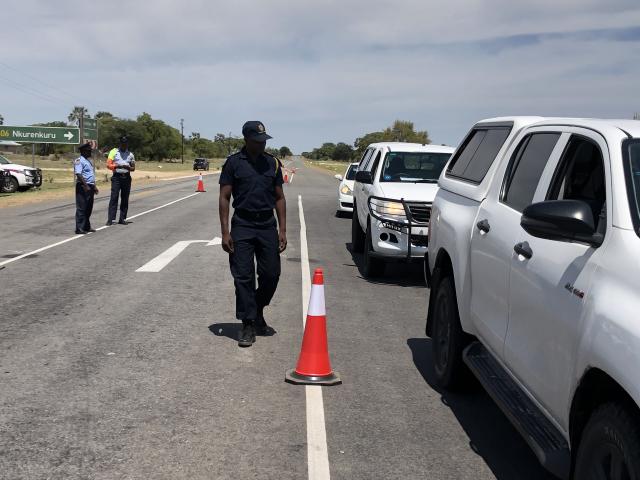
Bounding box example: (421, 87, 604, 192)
(351, 142, 454, 277)
(0, 154, 42, 193)
(427, 116, 640, 478)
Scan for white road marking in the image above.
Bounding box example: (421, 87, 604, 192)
(0, 192, 201, 267)
(298, 194, 331, 480)
(136, 237, 221, 272)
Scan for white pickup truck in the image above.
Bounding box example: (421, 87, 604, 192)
(351, 142, 454, 277)
(0, 154, 42, 193)
(426, 116, 640, 478)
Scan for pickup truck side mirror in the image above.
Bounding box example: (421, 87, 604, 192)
(521, 200, 603, 247)
(334, 174, 343, 181)
(355, 170, 373, 184)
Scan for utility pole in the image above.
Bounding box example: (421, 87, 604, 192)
(181, 118, 184, 164)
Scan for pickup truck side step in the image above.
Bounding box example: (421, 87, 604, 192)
(463, 342, 571, 479)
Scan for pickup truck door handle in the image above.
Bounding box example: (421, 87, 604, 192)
(514, 241, 533, 259)
(476, 219, 490, 233)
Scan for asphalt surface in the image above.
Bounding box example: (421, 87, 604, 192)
(0, 161, 555, 479)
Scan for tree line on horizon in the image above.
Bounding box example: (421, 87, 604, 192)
(301, 120, 431, 162)
(1, 109, 293, 161)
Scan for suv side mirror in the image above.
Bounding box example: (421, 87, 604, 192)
(334, 174, 343, 181)
(521, 200, 602, 247)
(355, 171, 373, 184)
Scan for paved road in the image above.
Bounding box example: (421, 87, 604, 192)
(0, 162, 555, 479)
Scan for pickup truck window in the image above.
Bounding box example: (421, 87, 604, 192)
(446, 126, 511, 183)
(360, 148, 374, 170)
(547, 136, 606, 228)
(0, 156, 10, 165)
(380, 151, 450, 183)
(624, 140, 640, 235)
(502, 133, 561, 212)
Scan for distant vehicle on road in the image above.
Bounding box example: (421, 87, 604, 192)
(334, 162, 359, 215)
(427, 116, 640, 479)
(0, 154, 42, 193)
(351, 142, 454, 277)
(193, 158, 209, 171)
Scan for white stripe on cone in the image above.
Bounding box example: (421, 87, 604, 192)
(307, 284, 326, 316)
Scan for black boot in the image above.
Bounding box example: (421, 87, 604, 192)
(238, 324, 256, 347)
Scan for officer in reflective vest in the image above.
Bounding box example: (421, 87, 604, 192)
(106, 136, 135, 225)
(219, 121, 287, 347)
(74, 142, 98, 234)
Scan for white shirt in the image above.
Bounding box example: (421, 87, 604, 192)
(114, 150, 135, 174)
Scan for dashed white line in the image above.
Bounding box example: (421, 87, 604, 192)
(0, 192, 201, 267)
(298, 194, 331, 480)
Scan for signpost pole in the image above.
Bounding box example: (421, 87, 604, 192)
(32, 144, 35, 168)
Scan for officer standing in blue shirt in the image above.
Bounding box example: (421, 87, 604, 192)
(219, 121, 287, 347)
(107, 136, 136, 225)
(74, 142, 98, 234)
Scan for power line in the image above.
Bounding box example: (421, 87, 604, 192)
(0, 74, 67, 106)
(0, 61, 78, 102)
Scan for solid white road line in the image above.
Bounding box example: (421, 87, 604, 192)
(298, 194, 331, 480)
(0, 192, 201, 268)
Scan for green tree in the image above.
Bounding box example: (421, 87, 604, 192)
(332, 142, 354, 161)
(354, 131, 386, 158)
(354, 120, 430, 158)
(68, 106, 89, 125)
(0, 113, 3, 125)
(95, 111, 114, 120)
(279, 146, 293, 157)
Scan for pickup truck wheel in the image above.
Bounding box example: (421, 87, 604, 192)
(351, 203, 365, 253)
(363, 221, 385, 277)
(574, 403, 640, 480)
(1, 177, 18, 194)
(431, 274, 470, 390)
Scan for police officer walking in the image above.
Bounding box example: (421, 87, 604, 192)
(107, 136, 135, 225)
(74, 142, 99, 234)
(219, 121, 287, 347)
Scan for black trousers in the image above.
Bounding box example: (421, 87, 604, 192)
(108, 174, 131, 222)
(75, 183, 95, 232)
(229, 216, 281, 325)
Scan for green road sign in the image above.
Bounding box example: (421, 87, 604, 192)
(82, 117, 98, 143)
(0, 125, 80, 144)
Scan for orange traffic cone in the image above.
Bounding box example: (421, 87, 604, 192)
(283, 170, 289, 184)
(196, 174, 206, 192)
(286, 268, 341, 386)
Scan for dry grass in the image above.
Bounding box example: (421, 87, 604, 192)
(304, 159, 353, 176)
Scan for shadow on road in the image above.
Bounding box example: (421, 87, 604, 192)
(345, 242, 426, 288)
(407, 338, 557, 480)
(208, 323, 241, 341)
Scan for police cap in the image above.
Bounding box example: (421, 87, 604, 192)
(79, 142, 92, 152)
(242, 121, 272, 142)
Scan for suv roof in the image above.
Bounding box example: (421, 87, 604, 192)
(529, 117, 640, 138)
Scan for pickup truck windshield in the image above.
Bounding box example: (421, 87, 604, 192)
(345, 164, 358, 180)
(380, 152, 450, 183)
(0, 156, 10, 165)
(627, 141, 640, 232)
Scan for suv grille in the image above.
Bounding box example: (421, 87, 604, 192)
(406, 203, 431, 225)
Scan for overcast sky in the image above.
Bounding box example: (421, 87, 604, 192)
(1, 0, 639, 152)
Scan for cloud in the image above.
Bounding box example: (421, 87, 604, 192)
(1, 1, 639, 151)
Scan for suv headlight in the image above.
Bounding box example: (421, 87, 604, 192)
(24, 170, 34, 177)
(340, 184, 352, 195)
(369, 198, 408, 223)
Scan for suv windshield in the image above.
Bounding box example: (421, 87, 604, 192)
(345, 164, 358, 180)
(380, 151, 450, 183)
(0, 155, 10, 165)
(626, 141, 640, 233)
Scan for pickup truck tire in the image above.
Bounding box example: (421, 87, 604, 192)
(573, 402, 640, 480)
(363, 221, 385, 277)
(431, 273, 471, 390)
(2, 177, 18, 194)
(351, 202, 365, 253)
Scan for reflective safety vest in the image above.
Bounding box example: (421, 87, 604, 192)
(106, 148, 118, 171)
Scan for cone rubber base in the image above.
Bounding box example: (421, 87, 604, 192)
(285, 369, 341, 386)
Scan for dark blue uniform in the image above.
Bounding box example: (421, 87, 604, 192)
(219, 148, 284, 326)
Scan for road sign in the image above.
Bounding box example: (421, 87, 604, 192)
(0, 125, 80, 144)
(82, 117, 98, 146)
